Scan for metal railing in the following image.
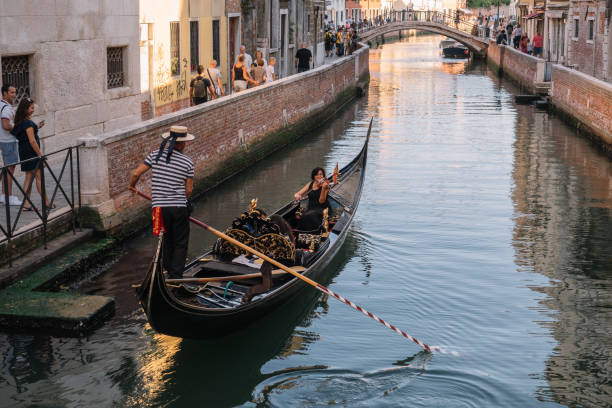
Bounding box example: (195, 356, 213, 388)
(356, 10, 484, 39)
(1, 144, 82, 265)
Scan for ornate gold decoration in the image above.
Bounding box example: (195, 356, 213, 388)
(322, 208, 329, 238)
(249, 198, 258, 212)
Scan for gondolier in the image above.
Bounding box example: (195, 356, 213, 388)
(129, 125, 195, 279)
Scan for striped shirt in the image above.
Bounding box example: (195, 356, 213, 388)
(144, 148, 194, 207)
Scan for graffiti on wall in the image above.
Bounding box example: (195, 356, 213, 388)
(155, 47, 190, 106)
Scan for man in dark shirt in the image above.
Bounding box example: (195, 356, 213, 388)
(189, 65, 214, 105)
(295, 43, 312, 73)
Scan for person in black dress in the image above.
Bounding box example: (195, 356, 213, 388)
(294, 167, 330, 230)
(11, 98, 52, 211)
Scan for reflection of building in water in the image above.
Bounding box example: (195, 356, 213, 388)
(440, 62, 466, 75)
(511, 104, 612, 407)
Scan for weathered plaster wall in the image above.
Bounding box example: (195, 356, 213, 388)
(0, 0, 141, 156)
(78, 45, 370, 233)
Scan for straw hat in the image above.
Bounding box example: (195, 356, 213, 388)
(161, 125, 195, 141)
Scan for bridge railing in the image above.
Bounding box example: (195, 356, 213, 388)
(356, 10, 488, 40)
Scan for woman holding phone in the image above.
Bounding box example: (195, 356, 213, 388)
(11, 97, 52, 210)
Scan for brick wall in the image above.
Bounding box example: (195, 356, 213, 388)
(79, 46, 370, 232)
(566, 0, 609, 82)
(487, 41, 545, 92)
(550, 64, 612, 147)
(225, 0, 241, 14)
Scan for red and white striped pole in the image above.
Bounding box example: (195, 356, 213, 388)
(136, 190, 457, 355)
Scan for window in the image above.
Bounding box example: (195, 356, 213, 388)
(588, 19, 594, 41)
(212, 20, 220, 66)
(190, 21, 199, 72)
(1, 55, 30, 103)
(107, 47, 125, 89)
(308, 14, 311, 32)
(573, 18, 579, 39)
(170, 22, 180, 76)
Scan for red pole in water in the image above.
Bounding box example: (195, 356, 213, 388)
(135, 190, 458, 355)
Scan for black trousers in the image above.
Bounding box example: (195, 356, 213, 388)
(161, 206, 190, 279)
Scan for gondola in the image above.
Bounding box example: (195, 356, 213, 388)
(137, 121, 371, 339)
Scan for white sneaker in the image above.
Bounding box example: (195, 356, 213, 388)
(8, 196, 22, 206)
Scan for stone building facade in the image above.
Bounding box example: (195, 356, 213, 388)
(240, 0, 327, 79)
(0, 1, 141, 158)
(139, 0, 231, 117)
(566, 0, 611, 82)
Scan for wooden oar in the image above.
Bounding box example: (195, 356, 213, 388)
(136, 190, 453, 354)
(165, 266, 305, 284)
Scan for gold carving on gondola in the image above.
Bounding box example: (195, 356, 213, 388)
(322, 208, 329, 238)
(249, 198, 258, 212)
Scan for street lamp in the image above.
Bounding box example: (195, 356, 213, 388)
(495, 0, 500, 30)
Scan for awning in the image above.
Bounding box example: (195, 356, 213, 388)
(524, 11, 544, 19)
(458, 8, 473, 14)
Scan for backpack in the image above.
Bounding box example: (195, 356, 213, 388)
(193, 76, 207, 99)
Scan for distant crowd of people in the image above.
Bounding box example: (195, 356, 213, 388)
(476, 15, 543, 58)
(324, 24, 359, 58)
(188, 46, 278, 105)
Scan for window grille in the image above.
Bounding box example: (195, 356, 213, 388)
(1, 55, 30, 104)
(171, 22, 180, 76)
(107, 47, 125, 88)
(573, 19, 579, 38)
(212, 20, 220, 67)
(190, 21, 199, 71)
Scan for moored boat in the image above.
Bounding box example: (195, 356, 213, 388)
(440, 38, 470, 59)
(137, 121, 371, 339)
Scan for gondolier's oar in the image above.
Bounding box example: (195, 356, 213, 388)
(166, 267, 301, 283)
(136, 190, 456, 355)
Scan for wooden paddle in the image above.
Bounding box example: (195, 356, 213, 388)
(165, 266, 306, 284)
(135, 190, 451, 354)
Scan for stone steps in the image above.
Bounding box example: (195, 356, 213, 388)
(0, 233, 117, 336)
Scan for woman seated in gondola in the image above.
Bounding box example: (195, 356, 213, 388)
(293, 167, 330, 231)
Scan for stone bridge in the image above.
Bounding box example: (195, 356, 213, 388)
(359, 21, 489, 56)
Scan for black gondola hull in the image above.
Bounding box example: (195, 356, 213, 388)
(138, 121, 370, 339)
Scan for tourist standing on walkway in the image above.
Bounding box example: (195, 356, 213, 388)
(232, 55, 258, 92)
(205, 60, 225, 99)
(189, 65, 214, 106)
(251, 56, 266, 88)
(324, 29, 334, 57)
(532, 32, 543, 57)
(513, 25, 521, 48)
(11, 97, 50, 211)
(236, 45, 253, 75)
(129, 125, 195, 279)
(295, 43, 312, 73)
(336, 28, 344, 56)
(0, 84, 21, 206)
(266, 57, 277, 82)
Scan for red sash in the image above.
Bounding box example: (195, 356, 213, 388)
(152, 207, 165, 235)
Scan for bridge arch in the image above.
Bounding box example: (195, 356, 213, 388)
(359, 21, 488, 56)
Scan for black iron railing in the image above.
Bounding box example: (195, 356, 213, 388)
(1, 144, 82, 265)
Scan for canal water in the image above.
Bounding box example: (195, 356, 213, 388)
(2, 33, 612, 407)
